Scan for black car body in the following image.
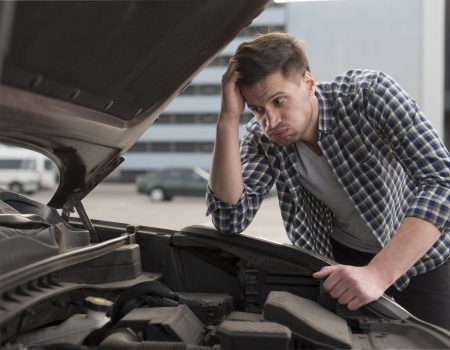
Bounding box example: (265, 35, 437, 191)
(0, 1, 449, 349)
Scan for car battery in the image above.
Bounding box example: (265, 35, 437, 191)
(217, 320, 291, 350)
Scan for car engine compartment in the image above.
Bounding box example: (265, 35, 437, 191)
(2, 277, 353, 350)
(1, 190, 450, 350)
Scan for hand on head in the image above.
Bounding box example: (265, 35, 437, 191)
(220, 60, 245, 120)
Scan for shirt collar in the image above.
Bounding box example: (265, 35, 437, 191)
(245, 116, 261, 133)
(315, 84, 335, 134)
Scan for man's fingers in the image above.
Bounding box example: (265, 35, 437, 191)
(222, 64, 241, 87)
(329, 282, 348, 299)
(347, 297, 364, 311)
(337, 290, 355, 305)
(314, 265, 384, 311)
(312, 266, 334, 279)
(314, 266, 347, 294)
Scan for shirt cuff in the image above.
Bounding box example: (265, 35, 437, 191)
(205, 185, 244, 214)
(405, 192, 450, 232)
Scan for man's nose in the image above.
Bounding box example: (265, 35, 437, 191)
(266, 109, 281, 129)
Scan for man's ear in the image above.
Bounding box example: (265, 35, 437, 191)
(304, 71, 316, 96)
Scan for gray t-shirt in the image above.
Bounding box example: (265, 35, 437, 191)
(295, 141, 381, 253)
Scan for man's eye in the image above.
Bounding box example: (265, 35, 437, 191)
(274, 97, 284, 105)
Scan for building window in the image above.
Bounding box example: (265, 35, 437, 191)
(208, 55, 233, 66)
(174, 143, 214, 153)
(129, 143, 147, 152)
(179, 84, 222, 96)
(157, 114, 195, 124)
(156, 112, 253, 124)
(128, 142, 215, 153)
(150, 143, 173, 152)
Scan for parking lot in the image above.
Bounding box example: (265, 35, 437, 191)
(30, 183, 289, 244)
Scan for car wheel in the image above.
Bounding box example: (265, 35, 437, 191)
(9, 182, 23, 193)
(149, 188, 166, 202)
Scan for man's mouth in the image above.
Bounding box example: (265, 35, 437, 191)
(268, 128, 288, 139)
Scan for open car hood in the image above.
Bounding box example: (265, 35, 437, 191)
(0, 0, 270, 209)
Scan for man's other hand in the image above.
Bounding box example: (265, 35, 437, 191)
(312, 264, 390, 310)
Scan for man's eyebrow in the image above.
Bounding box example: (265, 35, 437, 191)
(267, 91, 283, 100)
(247, 91, 284, 109)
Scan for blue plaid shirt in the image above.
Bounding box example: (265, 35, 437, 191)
(207, 70, 450, 291)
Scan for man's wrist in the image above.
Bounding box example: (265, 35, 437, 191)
(218, 112, 241, 125)
(366, 259, 396, 291)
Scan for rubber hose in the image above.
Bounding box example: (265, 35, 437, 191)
(110, 281, 178, 323)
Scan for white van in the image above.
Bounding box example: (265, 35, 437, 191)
(0, 147, 59, 193)
(32, 153, 59, 190)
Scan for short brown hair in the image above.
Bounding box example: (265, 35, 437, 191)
(233, 32, 310, 86)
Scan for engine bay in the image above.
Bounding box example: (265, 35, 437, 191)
(2, 275, 354, 350)
(1, 191, 449, 350)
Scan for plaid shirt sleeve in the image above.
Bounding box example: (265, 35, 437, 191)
(206, 131, 275, 234)
(368, 71, 450, 232)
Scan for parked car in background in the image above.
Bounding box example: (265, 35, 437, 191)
(136, 167, 208, 201)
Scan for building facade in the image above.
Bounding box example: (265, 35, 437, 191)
(120, 0, 447, 182)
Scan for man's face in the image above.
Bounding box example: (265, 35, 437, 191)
(240, 70, 318, 146)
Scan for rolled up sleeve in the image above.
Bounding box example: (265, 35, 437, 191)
(369, 71, 450, 233)
(206, 131, 274, 234)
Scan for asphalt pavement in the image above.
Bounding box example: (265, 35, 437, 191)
(30, 183, 289, 244)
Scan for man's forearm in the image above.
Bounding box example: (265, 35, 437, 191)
(313, 216, 442, 310)
(209, 115, 244, 204)
(367, 216, 441, 288)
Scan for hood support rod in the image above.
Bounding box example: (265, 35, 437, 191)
(62, 195, 101, 243)
(75, 202, 101, 243)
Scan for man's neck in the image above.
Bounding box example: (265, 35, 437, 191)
(302, 94, 320, 147)
(303, 140, 322, 156)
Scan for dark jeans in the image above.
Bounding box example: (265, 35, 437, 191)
(330, 237, 450, 330)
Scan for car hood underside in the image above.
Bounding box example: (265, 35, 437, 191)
(0, 0, 270, 209)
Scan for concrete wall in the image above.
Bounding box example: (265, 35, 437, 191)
(287, 0, 445, 136)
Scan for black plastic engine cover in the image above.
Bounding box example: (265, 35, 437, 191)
(114, 305, 204, 345)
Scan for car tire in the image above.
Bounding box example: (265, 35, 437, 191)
(149, 187, 166, 202)
(9, 182, 23, 193)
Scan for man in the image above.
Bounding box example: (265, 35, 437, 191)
(206, 32, 450, 329)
